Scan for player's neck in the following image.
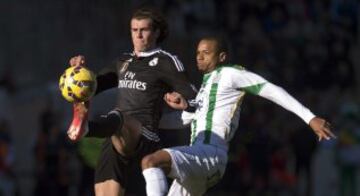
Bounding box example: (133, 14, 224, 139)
(134, 46, 158, 57)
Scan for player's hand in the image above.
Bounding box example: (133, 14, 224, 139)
(164, 92, 188, 110)
(69, 55, 86, 67)
(309, 117, 337, 141)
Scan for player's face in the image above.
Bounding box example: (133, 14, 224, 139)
(196, 40, 221, 73)
(131, 18, 159, 54)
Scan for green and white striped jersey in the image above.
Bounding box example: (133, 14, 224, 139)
(190, 64, 315, 151)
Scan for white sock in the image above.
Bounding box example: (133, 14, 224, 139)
(142, 168, 168, 196)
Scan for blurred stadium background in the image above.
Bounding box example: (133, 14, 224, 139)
(0, 0, 359, 195)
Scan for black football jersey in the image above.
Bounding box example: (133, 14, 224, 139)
(95, 48, 196, 131)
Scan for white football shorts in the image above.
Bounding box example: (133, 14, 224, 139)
(164, 144, 228, 196)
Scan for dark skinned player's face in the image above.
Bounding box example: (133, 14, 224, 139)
(196, 39, 225, 73)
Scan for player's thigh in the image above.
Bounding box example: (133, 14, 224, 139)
(121, 114, 142, 139)
(95, 179, 124, 196)
(141, 149, 172, 174)
(111, 114, 143, 155)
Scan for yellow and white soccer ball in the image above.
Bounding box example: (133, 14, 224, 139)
(59, 66, 97, 103)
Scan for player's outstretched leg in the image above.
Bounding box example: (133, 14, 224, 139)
(67, 101, 89, 141)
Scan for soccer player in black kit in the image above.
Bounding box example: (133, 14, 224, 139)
(67, 8, 196, 196)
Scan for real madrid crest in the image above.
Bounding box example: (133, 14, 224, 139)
(149, 57, 158, 67)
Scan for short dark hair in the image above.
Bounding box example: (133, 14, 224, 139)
(201, 35, 229, 54)
(131, 7, 168, 44)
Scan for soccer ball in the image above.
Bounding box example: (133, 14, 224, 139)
(59, 66, 97, 103)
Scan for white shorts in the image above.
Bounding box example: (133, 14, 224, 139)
(164, 144, 228, 196)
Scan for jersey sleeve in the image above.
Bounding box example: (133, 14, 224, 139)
(258, 82, 315, 124)
(228, 67, 315, 124)
(158, 55, 197, 100)
(226, 67, 268, 94)
(94, 60, 119, 94)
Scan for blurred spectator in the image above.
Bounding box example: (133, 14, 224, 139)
(291, 127, 318, 196)
(33, 106, 74, 196)
(77, 138, 103, 196)
(0, 119, 16, 196)
(336, 121, 360, 196)
(335, 91, 360, 196)
(269, 145, 296, 195)
(0, 68, 16, 94)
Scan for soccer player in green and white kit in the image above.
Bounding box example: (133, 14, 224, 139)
(140, 36, 337, 196)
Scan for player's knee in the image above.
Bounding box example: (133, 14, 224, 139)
(141, 153, 160, 169)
